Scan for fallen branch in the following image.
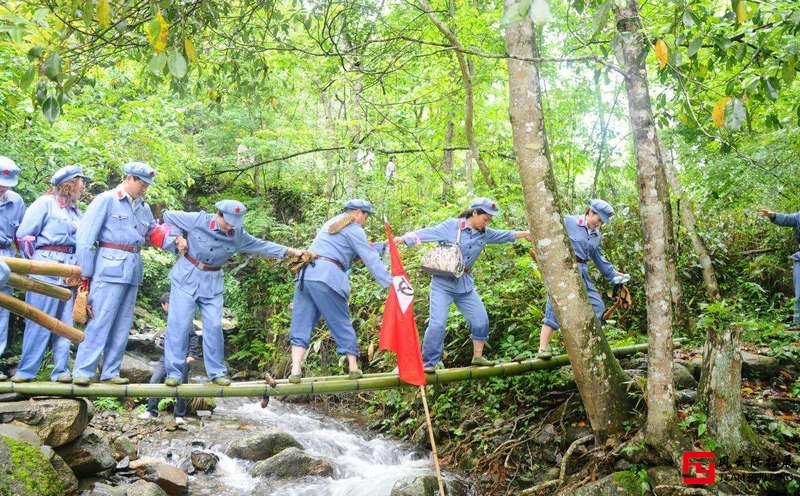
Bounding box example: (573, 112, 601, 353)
(560, 435, 594, 485)
(519, 478, 559, 495)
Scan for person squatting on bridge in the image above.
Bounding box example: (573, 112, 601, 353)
(160, 200, 306, 387)
(287, 199, 392, 384)
(71, 162, 179, 386)
(536, 199, 629, 359)
(0, 157, 25, 381)
(399, 198, 531, 371)
(12, 166, 88, 383)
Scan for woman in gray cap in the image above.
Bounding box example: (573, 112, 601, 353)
(12, 165, 87, 382)
(400, 198, 530, 370)
(536, 199, 629, 359)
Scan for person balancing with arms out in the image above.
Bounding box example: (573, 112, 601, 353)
(160, 200, 307, 387)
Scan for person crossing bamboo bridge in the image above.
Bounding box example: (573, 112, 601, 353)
(0, 157, 25, 381)
(399, 198, 531, 371)
(160, 200, 307, 387)
(536, 199, 629, 359)
(11, 165, 88, 383)
(71, 162, 177, 386)
(288, 199, 392, 384)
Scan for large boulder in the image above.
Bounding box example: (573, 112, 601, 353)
(390, 476, 469, 496)
(120, 353, 156, 384)
(35, 398, 92, 447)
(673, 363, 698, 390)
(0, 398, 91, 447)
(250, 447, 333, 479)
(0, 434, 63, 496)
(55, 428, 116, 477)
(0, 423, 42, 446)
(131, 458, 189, 496)
(126, 480, 169, 496)
(227, 429, 302, 461)
(741, 351, 781, 379)
(46, 449, 79, 495)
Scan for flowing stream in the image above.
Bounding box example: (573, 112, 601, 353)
(137, 396, 473, 495)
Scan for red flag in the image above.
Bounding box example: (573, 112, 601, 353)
(379, 221, 426, 386)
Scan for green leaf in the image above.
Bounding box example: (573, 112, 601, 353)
(44, 52, 61, 80)
(783, 57, 796, 85)
(148, 53, 166, 75)
(167, 48, 187, 79)
(19, 67, 35, 89)
(27, 45, 43, 61)
(723, 98, 745, 130)
(687, 37, 703, 58)
(502, 0, 533, 26)
(42, 96, 61, 123)
(592, 1, 611, 37)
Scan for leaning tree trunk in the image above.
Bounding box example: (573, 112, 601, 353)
(505, 6, 632, 441)
(612, 0, 689, 463)
(418, 0, 497, 190)
(661, 146, 721, 302)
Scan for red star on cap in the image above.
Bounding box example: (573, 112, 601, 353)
(148, 171, 154, 177)
(491, 203, 496, 209)
(2, 170, 8, 175)
(235, 207, 241, 213)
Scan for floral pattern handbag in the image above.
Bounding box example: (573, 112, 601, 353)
(420, 220, 466, 278)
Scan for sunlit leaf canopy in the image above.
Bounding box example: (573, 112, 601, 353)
(0, 0, 797, 213)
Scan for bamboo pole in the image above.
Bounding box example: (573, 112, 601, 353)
(420, 386, 447, 495)
(2, 257, 82, 279)
(0, 340, 678, 397)
(6, 273, 72, 301)
(0, 293, 84, 343)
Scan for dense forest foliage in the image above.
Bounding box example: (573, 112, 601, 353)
(1, 0, 799, 493)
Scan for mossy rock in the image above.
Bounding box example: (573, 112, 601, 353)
(0, 435, 63, 496)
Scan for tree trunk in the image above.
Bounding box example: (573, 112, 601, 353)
(418, 0, 497, 190)
(611, 0, 688, 462)
(697, 325, 756, 462)
(443, 118, 455, 200)
(504, 5, 632, 441)
(662, 146, 721, 302)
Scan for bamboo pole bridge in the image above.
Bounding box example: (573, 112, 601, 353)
(0, 341, 673, 398)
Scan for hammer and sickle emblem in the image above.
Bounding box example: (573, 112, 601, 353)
(397, 277, 414, 296)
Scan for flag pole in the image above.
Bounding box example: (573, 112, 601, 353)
(419, 385, 447, 495)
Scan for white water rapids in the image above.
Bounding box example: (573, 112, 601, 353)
(137, 397, 473, 495)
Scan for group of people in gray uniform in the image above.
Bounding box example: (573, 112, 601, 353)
(0, 155, 797, 387)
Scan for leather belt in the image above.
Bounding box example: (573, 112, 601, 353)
(317, 256, 344, 271)
(39, 245, 76, 254)
(576, 257, 588, 264)
(99, 241, 141, 253)
(464, 267, 471, 273)
(185, 253, 221, 271)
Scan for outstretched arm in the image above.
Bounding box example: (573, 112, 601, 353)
(399, 219, 459, 246)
